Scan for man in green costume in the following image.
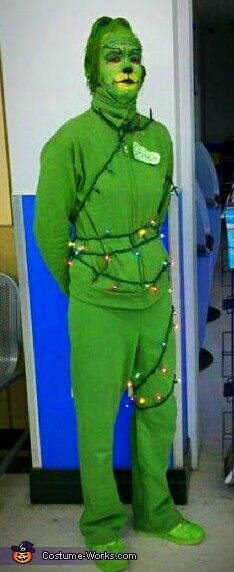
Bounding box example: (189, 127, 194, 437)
(34, 16, 205, 572)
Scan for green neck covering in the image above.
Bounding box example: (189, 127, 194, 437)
(91, 86, 137, 129)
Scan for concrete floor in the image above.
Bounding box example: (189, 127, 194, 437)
(0, 227, 233, 571)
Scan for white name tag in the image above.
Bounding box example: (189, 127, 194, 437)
(133, 141, 161, 165)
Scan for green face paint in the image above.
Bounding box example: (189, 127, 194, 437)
(98, 31, 144, 102)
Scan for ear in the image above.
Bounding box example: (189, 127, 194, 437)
(139, 65, 146, 88)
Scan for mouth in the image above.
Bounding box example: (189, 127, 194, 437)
(117, 78, 136, 84)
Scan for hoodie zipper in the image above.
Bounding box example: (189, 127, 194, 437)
(122, 136, 146, 286)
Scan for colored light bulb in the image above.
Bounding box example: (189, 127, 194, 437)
(104, 254, 111, 264)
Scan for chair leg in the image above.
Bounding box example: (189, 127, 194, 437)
(199, 348, 213, 371)
(206, 305, 221, 323)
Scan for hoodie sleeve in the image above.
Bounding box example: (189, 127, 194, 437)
(33, 134, 78, 296)
(157, 131, 173, 227)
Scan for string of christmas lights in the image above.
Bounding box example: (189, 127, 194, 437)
(127, 306, 179, 410)
(66, 109, 180, 410)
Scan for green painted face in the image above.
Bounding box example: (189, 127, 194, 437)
(98, 30, 144, 102)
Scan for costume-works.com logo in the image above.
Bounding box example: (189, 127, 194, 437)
(11, 540, 35, 563)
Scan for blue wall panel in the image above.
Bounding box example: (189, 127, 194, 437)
(23, 195, 78, 468)
(23, 196, 182, 469)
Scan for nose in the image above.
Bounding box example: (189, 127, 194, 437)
(123, 66, 133, 74)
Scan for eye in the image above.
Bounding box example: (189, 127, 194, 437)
(107, 56, 121, 63)
(131, 56, 141, 64)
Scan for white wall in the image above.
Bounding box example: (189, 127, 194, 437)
(0, 0, 176, 195)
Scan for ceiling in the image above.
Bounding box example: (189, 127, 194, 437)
(195, 0, 234, 29)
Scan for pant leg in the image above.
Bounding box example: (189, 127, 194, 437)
(130, 289, 184, 533)
(68, 297, 139, 545)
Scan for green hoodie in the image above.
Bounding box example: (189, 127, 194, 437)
(33, 90, 173, 309)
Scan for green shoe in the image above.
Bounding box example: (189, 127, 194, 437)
(135, 518, 205, 545)
(86, 538, 130, 571)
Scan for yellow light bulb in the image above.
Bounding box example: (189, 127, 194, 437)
(161, 366, 167, 374)
(154, 393, 162, 401)
(138, 228, 146, 238)
(139, 397, 146, 404)
(104, 254, 111, 264)
(127, 380, 134, 398)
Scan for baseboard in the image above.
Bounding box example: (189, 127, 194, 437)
(29, 438, 191, 505)
(0, 428, 191, 505)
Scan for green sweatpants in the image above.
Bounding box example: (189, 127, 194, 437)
(68, 288, 183, 545)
